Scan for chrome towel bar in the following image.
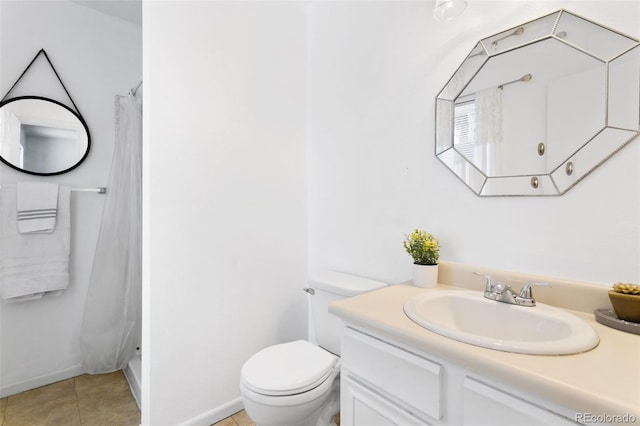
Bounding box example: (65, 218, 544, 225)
(0, 185, 107, 194)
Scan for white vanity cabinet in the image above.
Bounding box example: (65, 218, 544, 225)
(341, 327, 440, 425)
(340, 326, 580, 426)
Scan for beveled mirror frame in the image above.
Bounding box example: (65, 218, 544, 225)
(435, 9, 640, 196)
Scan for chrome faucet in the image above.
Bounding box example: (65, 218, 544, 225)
(473, 272, 550, 307)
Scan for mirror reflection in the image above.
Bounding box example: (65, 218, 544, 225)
(0, 97, 90, 175)
(436, 10, 640, 196)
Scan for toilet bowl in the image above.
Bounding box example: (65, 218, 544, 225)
(240, 271, 388, 426)
(240, 340, 340, 426)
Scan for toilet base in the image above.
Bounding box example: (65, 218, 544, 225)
(242, 376, 340, 426)
(315, 381, 340, 426)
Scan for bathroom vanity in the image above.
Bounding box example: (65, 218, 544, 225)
(329, 262, 640, 426)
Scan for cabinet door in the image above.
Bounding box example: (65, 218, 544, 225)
(342, 327, 442, 421)
(463, 377, 578, 426)
(341, 375, 430, 426)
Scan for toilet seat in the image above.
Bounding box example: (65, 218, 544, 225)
(241, 340, 338, 396)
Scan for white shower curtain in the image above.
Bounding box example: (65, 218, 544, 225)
(475, 87, 503, 174)
(475, 86, 503, 146)
(80, 93, 142, 373)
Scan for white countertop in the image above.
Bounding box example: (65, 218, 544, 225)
(329, 283, 640, 423)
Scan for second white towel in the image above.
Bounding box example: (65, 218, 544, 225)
(1, 184, 71, 301)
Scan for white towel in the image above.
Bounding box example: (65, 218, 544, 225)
(16, 182, 59, 234)
(1, 184, 71, 301)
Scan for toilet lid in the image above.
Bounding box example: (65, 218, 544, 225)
(241, 340, 338, 396)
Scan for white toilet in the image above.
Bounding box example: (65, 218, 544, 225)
(240, 271, 387, 426)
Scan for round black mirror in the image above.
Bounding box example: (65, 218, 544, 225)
(0, 96, 90, 176)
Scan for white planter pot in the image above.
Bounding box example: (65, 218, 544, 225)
(412, 264, 438, 288)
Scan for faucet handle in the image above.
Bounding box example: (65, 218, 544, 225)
(519, 282, 550, 299)
(473, 272, 496, 293)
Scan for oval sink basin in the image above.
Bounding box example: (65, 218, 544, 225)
(404, 290, 599, 355)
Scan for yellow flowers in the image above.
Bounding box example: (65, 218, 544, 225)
(403, 229, 440, 265)
(612, 282, 640, 295)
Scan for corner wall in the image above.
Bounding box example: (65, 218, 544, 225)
(144, 2, 308, 424)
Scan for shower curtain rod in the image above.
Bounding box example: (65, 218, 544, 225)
(0, 185, 107, 194)
(130, 79, 142, 96)
(458, 73, 533, 99)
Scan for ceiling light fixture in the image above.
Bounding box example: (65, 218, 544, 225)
(433, 0, 467, 21)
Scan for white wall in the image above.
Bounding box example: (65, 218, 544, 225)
(308, 0, 640, 286)
(0, 1, 141, 396)
(144, 2, 308, 424)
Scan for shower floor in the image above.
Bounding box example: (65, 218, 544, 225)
(0, 370, 139, 425)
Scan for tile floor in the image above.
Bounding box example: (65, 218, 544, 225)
(0, 370, 256, 426)
(211, 410, 255, 426)
(0, 370, 140, 426)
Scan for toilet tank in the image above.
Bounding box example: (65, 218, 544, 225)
(307, 271, 387, 356)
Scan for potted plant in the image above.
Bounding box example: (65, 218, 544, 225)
(608, 282, 640, 323)
(403, 229, 440, 288)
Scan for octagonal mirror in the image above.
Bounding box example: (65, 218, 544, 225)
(435, 9, 640, 196)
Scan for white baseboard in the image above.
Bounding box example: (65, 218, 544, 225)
(0, 364, 85, 398)
(124, 355, 142, 409)
(179, 397, 244, 426)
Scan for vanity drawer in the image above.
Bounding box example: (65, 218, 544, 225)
(341, 327, 442, 421)
(463, 377, 578, 425)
